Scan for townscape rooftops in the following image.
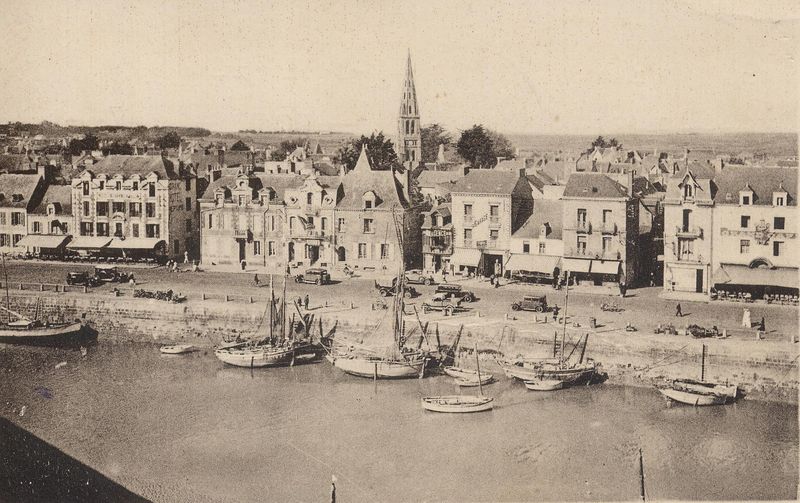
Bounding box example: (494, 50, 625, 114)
(512, 199, 563, 240)
(0, 173, 41, 208)
(416, 169, 463, 188)
(31, 184, 71, 215)
(87, 155, 184, 180)
(450, 169, 520, 195)
(200, 173, 306, 202)
(337, 146, 407, 209)
(562, 172, 628, 199)
(710, 166, 797, 206)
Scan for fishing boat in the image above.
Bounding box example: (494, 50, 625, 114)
(443, 366, 491, 380)
(523, 379, 564, 391)
(422, 342, 493, 413)
(657, 344, 738, 406)
(159, 344, 198, 354)
(0, 255, 87, 345)
(454, 374, 494, 387)
(214, 344, 295, 368)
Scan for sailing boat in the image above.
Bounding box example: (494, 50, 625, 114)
(657, 344, 738, 406)
(330, 212, 427, 379)
(214, 276, 295, 368)
(499, 271, 598, 386)
(422, 342, 494, 413)
(0, 254, 86, 344)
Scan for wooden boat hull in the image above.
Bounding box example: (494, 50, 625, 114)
(160, 345, 197, 354)
(0, 321, 85, 345)
(443, 366, 479, 379)
(658, 387, 728, 406)
(658, 379, 738, 406)
(454, 375, 494, 387)
(421, 395, 494, 413)
(524, 379, 564, 391)
(501, 361, 596, 384)
(214, 346, 295, 368)
(333, 356, 425, 379)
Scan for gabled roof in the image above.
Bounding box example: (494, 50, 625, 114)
(710, 166, 797, 206)
(417, 169, 463, 188)
(87, 155, 184, 179)
(0, 173, 42, 208)
(512, 199, 563, 240)
(31, 184, 71, 215)
(199, 173, 305, 202)
(337, 146, 407, 209)
(562, 173, 628, 199)
(450, 169, 520, 195)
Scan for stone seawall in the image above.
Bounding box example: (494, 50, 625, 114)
(7, 291, 798, 403)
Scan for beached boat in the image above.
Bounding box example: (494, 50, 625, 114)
(160, 344, 197, 354)
(443, 366, 493, 380)
(524, 379, 564, 391)
(421, 395, 494, 413)
(214, 344, 295, 368)
(454, 373, 494, 387)
(334, 354, 426, 378)
(657, 345, 739, 406)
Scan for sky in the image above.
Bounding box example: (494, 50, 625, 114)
(0, 0, 797, 135)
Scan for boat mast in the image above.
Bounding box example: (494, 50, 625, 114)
(269, 275, 274, 343)
(282, 273, 287, 341)
(561, 271, 570, 366)
(2, 253, 10, 323)
(700, 344, 706, 382)
(475, 342, 483, 396)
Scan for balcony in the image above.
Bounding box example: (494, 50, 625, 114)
(290, 228, 329, 241)
(675, 226, 703, 239)
(233, 229, 251, 240)
(565, 247, 590, 257)
(575, 221, 592, 233)
(423, 242, 453, 255)
(675, 253, 704, 263)
(600, 222, 617, 235)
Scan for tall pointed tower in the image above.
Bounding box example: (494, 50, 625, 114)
(398, 50, 421, 169)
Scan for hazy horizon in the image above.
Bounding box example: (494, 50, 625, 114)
(1, 0, 797, 136)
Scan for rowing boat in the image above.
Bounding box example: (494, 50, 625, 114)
(420, 395, 494, 413)
(160, 344, 197, 354)
(523, 379, 564, 391)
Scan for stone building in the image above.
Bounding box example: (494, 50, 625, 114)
(421, 203, 453, 273)
(19, 184, 73, 256)
(69, 155, 198, 260)
(506, 198, 564, 284)
(397, 51, 421, 169)
(0, 172, 45, 254)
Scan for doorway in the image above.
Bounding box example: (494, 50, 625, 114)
(238, 240, 246, 262)
(306, 244, 320, 264)
(695, 269, 703, 293)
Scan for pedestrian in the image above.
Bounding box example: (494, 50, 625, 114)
(760, 316, 765, 332)
(552, 305, 559, 322)
(184, 251, 189, 264)
(619, 281, 627, 298)
(240, 260, 246, 271)
(254, 274, 260, 287)
(490, 274, 495, 286)
(494, 276, 500, 288)
(129, 274, 136, 286)
(675, 303, 682, 317)
(304, 294, 309, 310)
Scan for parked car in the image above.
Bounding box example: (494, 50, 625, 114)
(509, 270, 552, 285)
(422, 293, 464, 316)
(374, 280, 417, 298)
(66, 271, 101, 287)
(93, 266, 130, 283)
(511, 295, 548, 312)
(435, 284, 475, 302)
(295, 268, 331, 285)
(394, 269, 435, 286)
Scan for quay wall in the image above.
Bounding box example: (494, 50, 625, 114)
(7, 291, 798, 403)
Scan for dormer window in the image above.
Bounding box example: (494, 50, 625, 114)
(216, 194, 224, 207)
(307, 192, 313, 205)
(116, 181, 122, 190)
(11, 194, 23, 203)
(362, 191, 378, 209)
(83, 181, 90, 196)
(683, 184, 693, 198)
(132, 181, 138, 190)
(740, 185, 753, 205)
(365, 200, 372, 209)
(773, 186, 788, 206)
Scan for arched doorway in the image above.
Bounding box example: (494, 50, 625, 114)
(749, 258, 773, 269)
(336, 246, 346, 262)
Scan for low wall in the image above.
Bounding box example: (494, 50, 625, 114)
(6, 291, 798, 403)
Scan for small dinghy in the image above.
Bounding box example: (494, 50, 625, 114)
(523, 378, 564, 391)
(454, 374, 494, 387)
(160, 344, 198, 354)
(443, 366, 482, 380)
(421, 395, 494, 413)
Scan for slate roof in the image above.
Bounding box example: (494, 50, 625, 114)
(512, 199, 563, 240)
(535, 161, 571, 184)
(0, 173, 42, 208)
(86, 155, 184, 180)
(199, 173, 305, 202)
(337, 147, 407, 209)
(450, 169, 520, 195)
(562, 173, 628, 199)
(31, 184, 72, 215)
(710, 166, 797, 206)
(417, 170, 463, 188)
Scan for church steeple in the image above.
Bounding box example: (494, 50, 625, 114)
(398, 50, 421, 169)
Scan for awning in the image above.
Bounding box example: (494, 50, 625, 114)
(505, 254, 561, 275)
(591, 260, 620, 275)
(450, 248, 482, 267)
(15, 234, 70, 249)
(66, 237, 113, 250)
(713, 264, 799, 289)
(107, 238, 165, 250)
(562, 258, 592, 273)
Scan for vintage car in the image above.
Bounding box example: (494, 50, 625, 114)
(66, 271, 102, 287)
(374, 280, 417, 298)
(394, 269, 435, 286)
(509, 270, 553, 285)
(434, 284, 475, 302)
(93, 266, 130, 283)
(511, 295, 548, 312)
(294, 268, 331, 285)
(422, 293, 465, 316)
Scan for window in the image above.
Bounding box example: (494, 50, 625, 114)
(464, 204, 472, 216)
(268, 241, 276, 256)
(337, 218, 345, 232)
(0, 213, 4, 225)
(363, 218, 374, 233)
(740, 239, 750, 254)
(132, 181, 138, 190)
(146, 224, 160, 238)
(381, 243, 389, 259)
(321, 217, 327, 231)
(683, 184, 693, 198)
(98, 180, 105, 189)
(268, 215, 276, 232)
(365, 200, 372, 209)
(112, 202, 125, 214)
(11, 212, 24, 226)
(489, 229, 499, 240)
(129, 203, 141, 217)
(115, 181, 122, 190)
(774, 217, 785, 230)
(132, 224, 139, 238)
(185, 178, 191, 191)
(577, 235, 587, 254)
(289, 217, 294, 231)
(0, 234, 6, 246)
(219, 214, 224, 229)
(253, 241, 261, 256)
(32, 221, 41, 234)
(148, 184, 156, 197)
(538, 242, 546, 254)
(773, 241, 783, 257)
(522, 241, 530, 253)
(678, 238, 693, 258)
(114, 223, 123, 237)
(96, 223, 109, 237)
(96, 202, 108, 217)
(185, 197, 192, 211)
(207, 214, 213, 229)
(775, 196, 785, 206)
(741, 195, 750, 205)
(358, 243, 367, 259)
(577, 208, 587, 223)
(80, 222, 93, 236)
(174, 240, 180, 255)
(741, 215, 750, 228)
(12, 234, 22, 246)
(307, 216, 314, 229)
(146, 203, 156, 218)
(490, 205, 499, 216)
(185, 219, 192, 232)
(602, 236, 612, 253)
(238, 195, 245, 207)
(602, 209, 612, 223)
(82, 181, 89, 196)
(682, 209, 691, 231)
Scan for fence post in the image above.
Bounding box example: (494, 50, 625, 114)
(202, 292, 206, 301)
(40, 284, 44, 292)
(19, 283, 23, 290)
(225, 295, 229, 302)
(83, 286, 88, 294)
(249, 296, 253, 304)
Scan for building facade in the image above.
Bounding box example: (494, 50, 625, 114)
(421, 203, 453, 273)
(0, 173, 45, 254)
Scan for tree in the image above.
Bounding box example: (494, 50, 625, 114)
(157, 131, 181, 149)
(420, 124, 452, 163)
(101, 142, 133, 156)
(587, 136, 622, 153)
(456, 125, 497, 169)
(487, 130, 515, 159)
(270, 138, 307, 161)
(337, 132, 400, 171)
(229, 140, 250, 151)
(67, 133, 99, 156)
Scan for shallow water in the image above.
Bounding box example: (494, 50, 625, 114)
(0, 343, 796, 502)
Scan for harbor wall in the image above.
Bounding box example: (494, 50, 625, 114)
(6, 292, 798, 403)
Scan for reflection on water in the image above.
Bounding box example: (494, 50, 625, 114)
(0, 343, 796, 502)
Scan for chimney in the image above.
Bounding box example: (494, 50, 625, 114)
(218, 148, 225, 167)
(626, 171, 634, 195)
(519, 168, 526, 180)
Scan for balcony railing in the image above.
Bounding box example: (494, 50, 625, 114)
(423, 243, 453, 255)
(675, 226, 703, 239)
(233, 229, 250, 239)
(675, 253, 704, 263)
(600, 222, 617, 234)
(565, 247, 590, 257)
(290, 228, 329, 240)
(575, 221, 592, 233)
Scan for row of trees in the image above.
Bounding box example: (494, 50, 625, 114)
(67, 132, 182, 156)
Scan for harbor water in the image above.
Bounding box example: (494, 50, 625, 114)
(0, 343, 797, 502)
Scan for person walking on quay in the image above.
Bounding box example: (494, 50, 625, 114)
(129, 274, 136, 286)
(760, 316, 766, 332)
(619, 281, 627, 298)
(253, 274, 260, 287)
(184, 251, 189, 264)
(675, 303, 682, 317)
(552, 304, 559, 322)
(304, 294, 310, 310)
